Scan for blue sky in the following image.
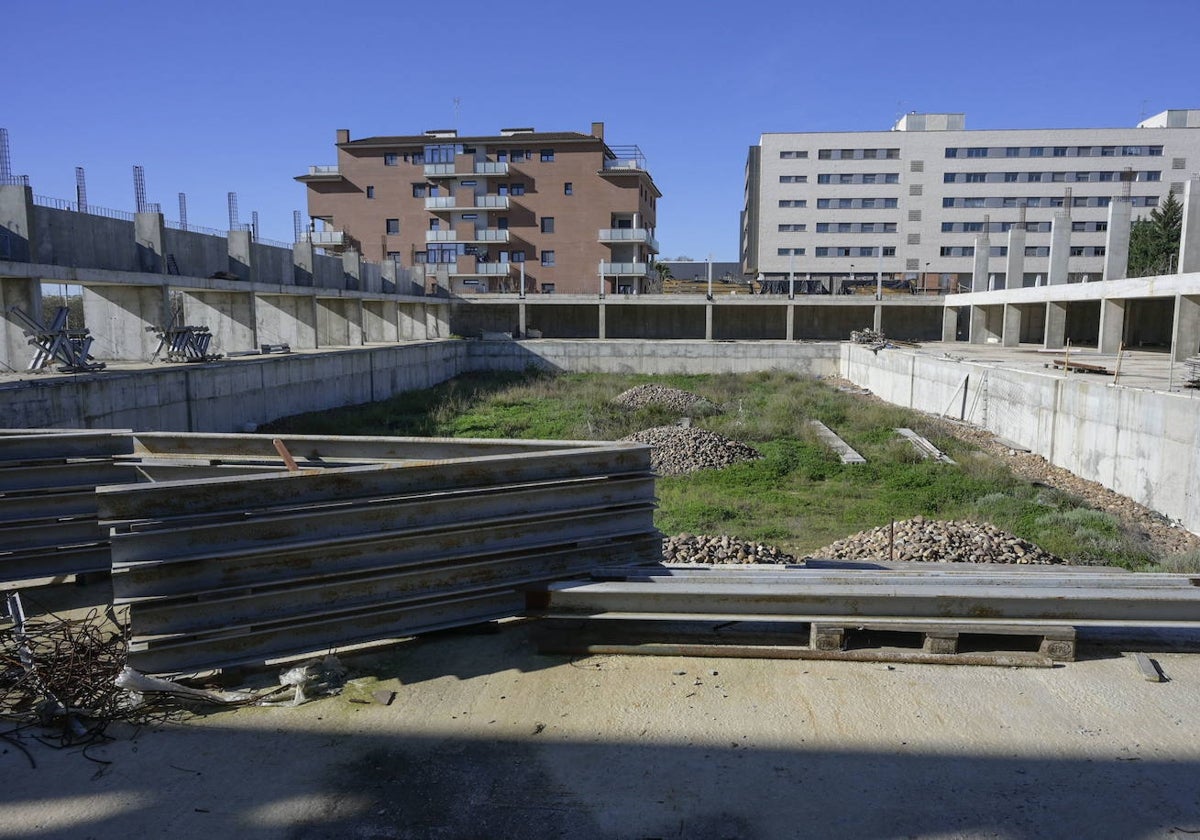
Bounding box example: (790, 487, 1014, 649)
(5, 0, 1198, 259)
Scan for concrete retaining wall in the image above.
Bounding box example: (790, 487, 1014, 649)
(34, 207, 138, 272)
(468, 339, 842, 377)
(0, 342, 467, 433)
(164, 228, 228, 279)
(841, 344, 1200, 536)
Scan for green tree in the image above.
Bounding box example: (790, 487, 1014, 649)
(1127, 191, 1183, 277)
(653, 261, 673, 281)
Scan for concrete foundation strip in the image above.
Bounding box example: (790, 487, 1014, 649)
(807, 420, 866, 464)
(894, 427, 955, 463)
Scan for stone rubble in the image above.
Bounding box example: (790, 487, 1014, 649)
(620, 426, 761, 475)
(808, 516, 1065, 565)
(663, 533, 798, 565)
(612, 384, 710, 413)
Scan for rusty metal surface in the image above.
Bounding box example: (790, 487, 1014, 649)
(97, 435, 658, 676)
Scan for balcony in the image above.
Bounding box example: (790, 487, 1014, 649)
(424, 195, 511, 212)
(424, 162, 510, 178)
(424, 261, 514, 277)
(599, 262, 649, 276)
(301, 230, 346, 247)
(295, 165, 344, 183)
(599, 228, 659, 251)
(425, 229, 511, 243)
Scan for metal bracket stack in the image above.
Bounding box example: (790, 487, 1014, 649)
(148, 325, 223, 363)
(9, 306, 106, 373)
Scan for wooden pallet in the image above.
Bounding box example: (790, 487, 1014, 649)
(532, 614, 1076, 667)
(1052, 358, 1111, 374)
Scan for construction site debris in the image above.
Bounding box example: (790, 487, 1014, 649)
(850, 327, 886, 345)
(612, 384, 711, 413)
(808, 517, 1065, 565)
(620, 426, 760, 475)
(662, 533, 797, 565)
(262, 656, 348, 706)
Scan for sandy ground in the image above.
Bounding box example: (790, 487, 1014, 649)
(3, 620, 1200, 840)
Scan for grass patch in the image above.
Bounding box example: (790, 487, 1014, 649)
(266, 370, 1168, 568)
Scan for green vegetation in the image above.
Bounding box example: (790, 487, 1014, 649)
(1128, 191, 1183, 277)
(265, 370, 1166, 568)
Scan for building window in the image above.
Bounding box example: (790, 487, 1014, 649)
(461, 180, 477, 187)
(778, 200, 807, 207)
(882, 247, 896, 257)
(497, 151, 508, 163)
(779, 150, 808, 159)
(776, 248, 805, 255)
(462, 213, 478, 220)
(777, 224, 806, 231)
(412, 184, 426, 198)
(510, 250, 525, 263)
(541, 283, 555, 294)
(511, 183, 526, 196)
(1029, 147, 1044, 157)
(366, 186, 375, 199)
(386, 218, 399, 234)
(540, 250, 555, 266)
(384, 154, 398, 166)
(497, 217, 508, 230)
(428, 219, 440, 230)
(966, 147, 988, 158)
(540, 217, 555, 234)
(1005, 147, 1021, 158)
(386, 251, 401, 260)
(511, 150, 527, 162)
(564, 182, 573, 195)
(540, 149, 555, 162)
(779, 175, 808, 183)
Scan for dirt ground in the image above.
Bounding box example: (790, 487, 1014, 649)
(3, 620, 1200, 840)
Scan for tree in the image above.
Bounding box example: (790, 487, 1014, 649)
(1127, 191, 1183, 277)
(653, 261, 673, 282)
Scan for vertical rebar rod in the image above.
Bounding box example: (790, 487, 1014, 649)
(133, 165, 147, 213)
(227, 192, 239, 230)
(178, 193, 188, 232)
(75, 166, 88, 213)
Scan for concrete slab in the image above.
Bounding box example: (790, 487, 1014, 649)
(4, 619, 1199, 838)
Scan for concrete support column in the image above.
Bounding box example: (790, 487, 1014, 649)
(425, 302, 449, 339)
(1002, 303, 1022, 347)
(134, 211, 167, 274)
(1171, 294, 1200, 362)
(785, 303, 794, 341)
(293, 241, 315, 287)
(380, 258, 397, 295)
(0, 183, 36, 262)
(1047, 211, 1070, 285)
(1098, 297, 1127, 354)
(971, 233, 990, 292)
(1103, 200, 1133, 282)
(942, 306, 958, 342)
(1006, 226, 1026, 288)
(342, 250, 362, 292)
(872, 303, 882, 332)
(0, 276, 42, 370)
(1180, 180, 1200, 274)
(518, 302, 527, 338)
(598, 302, 606, 340)
(256, 294, 316, 349)
(228, 229, 255, 283)
(397, 303, 421, 340)
(705, 303, 713, 341)
(83, 285, 166, 360)
(180, 290, 257, 356)
(362, 300, 397, 343)
(968, 305, 988, 344)
(1044, 301, 1068, 350)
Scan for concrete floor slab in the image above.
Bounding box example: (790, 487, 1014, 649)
(4, 620, 1200, 839)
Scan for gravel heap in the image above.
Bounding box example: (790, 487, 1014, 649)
(850, 328, 886, 345)
(808, 516, 1065, 565)
(620, 426, 761, 475)
(612, 384, 709, 412)
(663, 533, 797, 565)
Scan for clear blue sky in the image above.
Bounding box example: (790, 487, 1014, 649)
(6, 0, 1198, 260)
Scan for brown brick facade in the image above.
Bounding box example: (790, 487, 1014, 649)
(297, 125, 660, 295)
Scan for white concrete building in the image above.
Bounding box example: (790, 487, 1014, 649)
(742, 110, 1200, 292)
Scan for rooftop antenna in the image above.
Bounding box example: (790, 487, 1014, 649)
(178, 192, 188, 231)
(293, 210, 302, 243)
(227, 192, 239, 230)
(251, 210, 259, 241)
(75, 166, 88, 213)
(133, 165, 147, 213)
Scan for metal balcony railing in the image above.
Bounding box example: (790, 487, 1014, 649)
(599, 229, 659, 251)
(600, 262, 649, 275)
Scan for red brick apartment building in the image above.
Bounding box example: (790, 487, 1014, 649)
(296, 122, 661, 295)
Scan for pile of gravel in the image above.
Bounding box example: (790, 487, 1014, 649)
(621, 426, 760, 475)
(808, 516, 1065, 565)
(663, 533, 797, 565)
(613, 384, 709, 412)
